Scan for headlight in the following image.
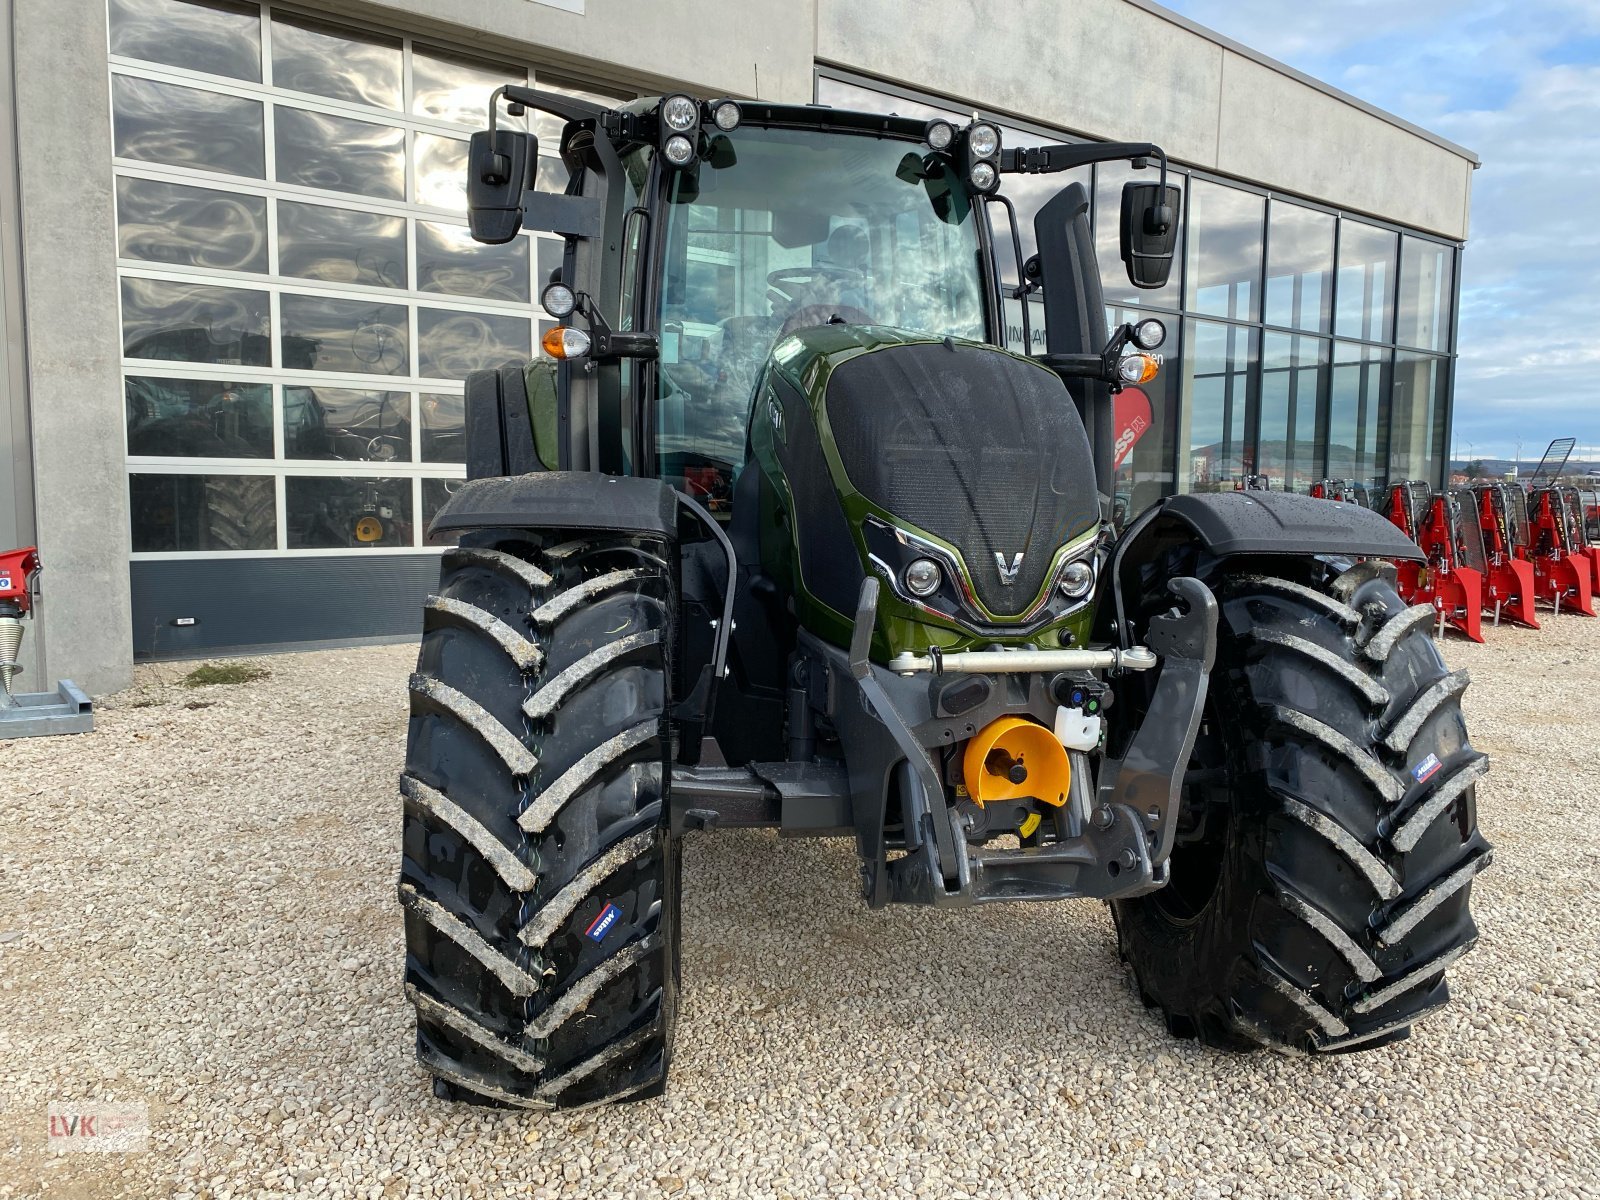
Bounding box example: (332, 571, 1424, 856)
(969, 161, 997, 192)
(904, 558, 943, 597)
(1059, 559, 1095, 599)
(925, 119, 955, 151)
(711, 100, 741, 131)
(663, 134, 696, 166)
(968, 123, 1000, 159)
(1131, 318, 1166, 350)
(661, 95, 699, 132)
(540, 282, 576, 317)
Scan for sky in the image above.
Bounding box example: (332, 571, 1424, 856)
(1159, 0, 1600, 464)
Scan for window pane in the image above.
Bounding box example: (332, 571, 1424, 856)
(274, 107, 404, 200)
(1097, 163, 1184, 311)
(417, 308, 529, 380)
(422, 477, 464, 541)
(112, 75, 264, 178)
(117, 177, 267, 273)
(1184, 179, 1263, 321)
(415, 133, 468, 211)
(269, 13, 401, 110)
(109, 0, 261, 82)
(1265, 201, 1334, 333)
(286, 476, 413, 548)
(126, 377, 272, 458)
(1335, 220, 1397, 342)
(1327, 341, 1389, 488)
(1181, 318, 1257, 492)
(276, 201, 407, 288)
(412, 47, 525, 127)
(130, 473, 276, 551)
(417, 222, 530, 301)
(536, 239, 564, 291)
(420, 392, 465, 462)
(1396, 237, 1454, 351)
(1259, 333, 1328, 494)
(1108, 305, 1179, 522)
(1390, 352, 1446, 485)
(279, 293, 410, 376)
(121, 278, 271, 365)
(283, 387, 411, 461)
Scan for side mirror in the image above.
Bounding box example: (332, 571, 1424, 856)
(1119, 180, 1181, 289)
(467, 129, 537, 244)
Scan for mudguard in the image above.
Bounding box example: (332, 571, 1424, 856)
(428, 471, 678, 540)
(1153, 491, 1425, 560)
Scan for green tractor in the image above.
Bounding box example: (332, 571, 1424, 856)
(398, 88, 1491, 1108)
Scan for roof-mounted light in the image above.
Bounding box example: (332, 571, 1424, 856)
(968, 122, 1001, 160)
(661, 94, 699, 133)
(662, 134, 696, 166)
(925, 119, 955, 151)
(711, 99, 741, 131)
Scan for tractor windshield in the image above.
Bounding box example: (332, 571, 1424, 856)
(652, 124, 986, 494)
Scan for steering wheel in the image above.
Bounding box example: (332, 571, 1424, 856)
(779, 304, 876, 338)
(766, 265, 862, 306)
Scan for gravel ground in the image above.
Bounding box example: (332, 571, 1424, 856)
(1, 617, 1597, 1200)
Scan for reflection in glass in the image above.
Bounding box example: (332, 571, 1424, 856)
(286, 476, 413, 549)
(130, 472, 276, 551)
(269, 12, 402, 109)
(413, 47, 524, 126)
(1327, 342, 1389, 487)
(112, 75, 264, 178)
(422, 477, 464, 546)
(126, 377, 272, 458)
(1391, 352, 1446, 485)
(415, 133, 469, 211)
(1097, 163, 1185, 311)
(279, 294, 409, 376)
(122, 278, 271, 365)
(1396, 237, 1454, 351)
(420, 392, 465, 462)
(117, 177, 267, 273)
(1259, 333, 1328, 494)
(528, 75, 633, 193)
(536, 239, 564, 291)
(274, 107, 404, 200)
(1182, 318, 1257, 492)
(417, 222, 530, 301)
(1185, 179, 1263, 321)
(277, 201, 406, 288)
(283, 387, 412, 462)
(417, 308, 529, 380)
(1335, 220, 1397, 342)
(109, 0, 261, 82)
(1264, 201, 1334, 333)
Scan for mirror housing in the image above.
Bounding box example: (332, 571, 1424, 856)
(467, 129, 537, 244)
(1119, 181, 1181, 289)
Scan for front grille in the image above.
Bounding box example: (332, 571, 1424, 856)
(825, 341, 1097, 616)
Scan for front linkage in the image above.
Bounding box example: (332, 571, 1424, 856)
(672, 573, 1217, 908)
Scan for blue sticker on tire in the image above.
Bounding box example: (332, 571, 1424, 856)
(1412, 753, 1442, 784)
(585, 903, 622, 942)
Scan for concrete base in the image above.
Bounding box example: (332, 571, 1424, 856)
(0, 679, 94, 738)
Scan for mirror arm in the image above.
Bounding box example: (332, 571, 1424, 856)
(490, 84, 608, 132)
(1002, 142, 1171, 236)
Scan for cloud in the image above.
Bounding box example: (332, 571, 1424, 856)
(1159, 1, 1600, 460)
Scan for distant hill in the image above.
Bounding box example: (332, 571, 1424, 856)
(1451, 458, 1600, 480)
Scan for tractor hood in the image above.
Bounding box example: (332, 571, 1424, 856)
(749, 325, 1102, 655)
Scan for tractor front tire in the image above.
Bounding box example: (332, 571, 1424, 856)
(399, 533, 679, 1108)
(1113, 564, 1491, 1053)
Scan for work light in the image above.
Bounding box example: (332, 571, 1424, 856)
(925, 119, 955, 151)
(540, 282, 576, 318)
(663, 134, 696, 166)
(711, 100, 741, 131)
(662, 94, 699, 132)
(969, 123, 1000, 159)
(1132, 318, 1167, 350)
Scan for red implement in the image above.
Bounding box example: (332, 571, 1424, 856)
(1528, 487, 1595, 617)
(1384, 485, 1484, 642)
(1474, 485, 1540, 629)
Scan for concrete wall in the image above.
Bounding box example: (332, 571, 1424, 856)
(11, 0, 133, 696)
(816, 0, 1476, 239)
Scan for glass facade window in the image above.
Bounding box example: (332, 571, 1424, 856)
(1391, 351, 1448, 485)
(1185, 179, 1263, 322)
(1336, 219, 1397, 343)
(112, 0, 632, 557)
(1264, 200, 1334, 332)
(1327, 342, 1390, 487)
(1182, 319, 1258, 492)
(1259, 333, 1329, 494)
(1396, 235, 1454, 352)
